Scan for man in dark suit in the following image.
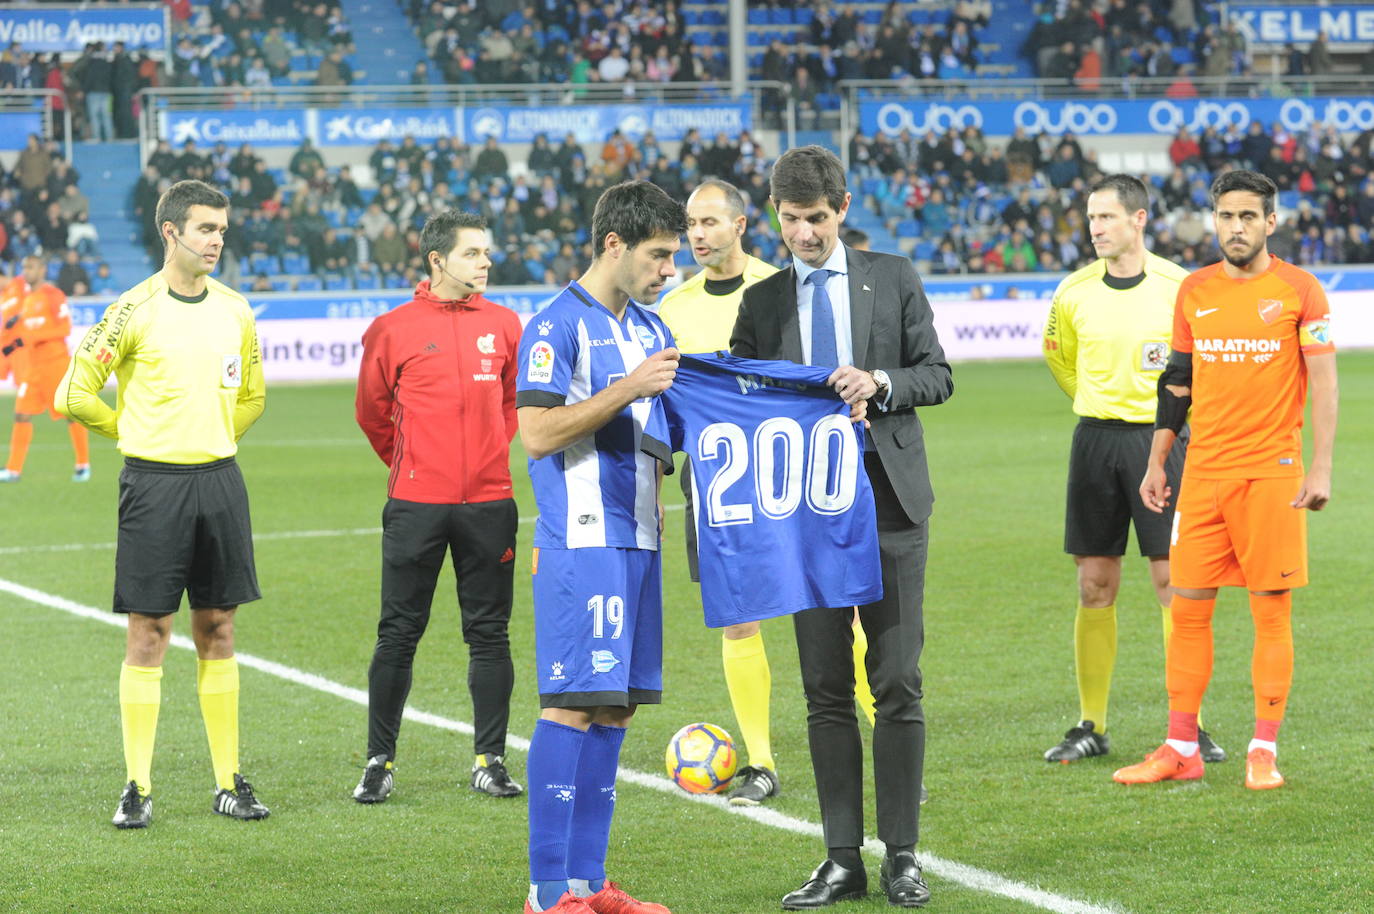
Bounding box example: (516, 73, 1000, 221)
(731, 146, 953, 910)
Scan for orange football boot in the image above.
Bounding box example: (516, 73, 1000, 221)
(1112, 744, 1205, 784)
(524, 892, 595, 914)
(582, 882, 671, 914)
(1245, 748, 1285, 790)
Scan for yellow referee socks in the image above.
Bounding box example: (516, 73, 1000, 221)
(197, 657, 240, 791)
(119, 663, 162, 797)
(1074, 604, 1117, 731)
(722, 631, 774, 772)
(852, 619, 877, 727)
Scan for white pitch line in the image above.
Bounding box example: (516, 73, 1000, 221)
(0, 574, 1122, 914)
(0, 505, 686, 557)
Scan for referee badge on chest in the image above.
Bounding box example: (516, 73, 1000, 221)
(1140, 341, 1168, 371)
(222, 354, 242, 387)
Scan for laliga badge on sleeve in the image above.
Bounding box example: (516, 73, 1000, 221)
(221, 354, 242, 387)
(527, 341, 555, 383)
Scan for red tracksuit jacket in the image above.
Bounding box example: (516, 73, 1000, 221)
(356, 280, 523, 504)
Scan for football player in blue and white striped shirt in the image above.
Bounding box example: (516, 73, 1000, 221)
(515, 180, 686, 914)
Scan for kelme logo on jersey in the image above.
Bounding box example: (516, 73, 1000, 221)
(528, 341, 555, 383)
(537, 320, 552, 336)
(549, 661, 565, 681)
(590, 650, 621, 674)
(1257, 298, 1284, 324)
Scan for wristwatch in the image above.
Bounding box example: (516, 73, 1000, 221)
(871, 369, 890, 401)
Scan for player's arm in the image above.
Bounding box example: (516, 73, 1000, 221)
(1042, 292, 1077, 398)
(1141, 349, 1192, 513)
(53, 301, 126, 438)
(234, 314, 266, 438)
(1292, 351, 1336, 511)
(518, 348, 680, 460)
(883, 259, 953, 410)
(354, 320, 397, 464)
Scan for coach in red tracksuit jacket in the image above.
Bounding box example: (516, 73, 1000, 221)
(352, 211, 526, 803)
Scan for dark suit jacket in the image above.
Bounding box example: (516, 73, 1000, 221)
(730, 245, 953, 524)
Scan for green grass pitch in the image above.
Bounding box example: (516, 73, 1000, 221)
(1, 355, 1371, 913)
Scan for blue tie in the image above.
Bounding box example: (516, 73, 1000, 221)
(807, 269, 838, 368)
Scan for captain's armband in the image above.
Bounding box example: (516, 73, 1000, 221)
(1154, 350, 1192, 433)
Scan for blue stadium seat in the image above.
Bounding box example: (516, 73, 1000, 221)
(295, 276, 323, 291)
(860, 177, 883, 197)
(894, 219, 920, 238)
(771, 9, 793, 25)
(46, 259, 60, 281)
(324, 210, 343, 229)
(913, 240, 937, 261)
(250, 253, 281, 274)
(324, 274, 350, 290)
(747, 9, 769, 25)
(794, 8, 813, 25)
(281, 253, 310, 273)
(353, 272, 380, 290)
(269, 278, 292, 292)
(384, 273, 409, 289)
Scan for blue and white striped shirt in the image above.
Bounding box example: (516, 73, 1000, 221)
(516, 281, 674, 550)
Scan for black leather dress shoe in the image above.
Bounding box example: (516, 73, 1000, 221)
(781, 859, 868, 910)
(879, 852, 930, 908)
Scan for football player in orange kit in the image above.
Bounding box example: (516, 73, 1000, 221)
(0, 255, 91, 482)
(1115, 170, 1338, 791)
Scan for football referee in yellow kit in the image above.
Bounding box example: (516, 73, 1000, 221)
(56, 179, 271, 828)
(1041, 174, 1224, 766)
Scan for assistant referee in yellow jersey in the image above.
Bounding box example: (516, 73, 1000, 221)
(56, 180, 270, 828)
(1041, 174, 1225, 766)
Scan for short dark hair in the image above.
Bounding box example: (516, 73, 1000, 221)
(841, 227, 870, 248)
(154, 180, 229, 241)
(1090, 173, 1150, 215)
(419, 210, 488, 265)
(770, 145, 848, 213)
(1210, 169, 1277, 215)
(590, 180, 688, 257)
(691, 178, 747, 219)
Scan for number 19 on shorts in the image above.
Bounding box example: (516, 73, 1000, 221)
(587, 593, 624, 639)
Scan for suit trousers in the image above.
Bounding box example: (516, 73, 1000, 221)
(793, 451, 926, 849)
(368, 498, 517, 760)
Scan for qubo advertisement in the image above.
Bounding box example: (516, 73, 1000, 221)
(463, 103, 752, 144)
(0, 5, 166, 54)
(860, 96, 1374, 137)
(1229, 5, 1374, 45)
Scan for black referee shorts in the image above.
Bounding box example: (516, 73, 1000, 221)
(114, 456, 261, 615)
(680, 456, 700, 583)
(1064, 418, 1186, 558)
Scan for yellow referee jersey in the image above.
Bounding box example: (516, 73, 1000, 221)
(1042, 251, 1189, 424)
(658, 254, 778, 352)
(55, 273, 265, 463)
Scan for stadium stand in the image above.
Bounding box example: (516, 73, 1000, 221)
(8, 0, 1373, 290)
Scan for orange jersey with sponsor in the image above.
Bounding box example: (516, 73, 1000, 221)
(1172, 256, 1334, 479)
(1, 277, 71, 375)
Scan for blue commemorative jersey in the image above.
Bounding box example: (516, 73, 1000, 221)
(516, 281, 674, 550)
(661, 353, 884, 627)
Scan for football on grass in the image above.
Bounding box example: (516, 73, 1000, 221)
(666, 722, 738, 794)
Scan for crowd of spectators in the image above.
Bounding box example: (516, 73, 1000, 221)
(0, 135, 109, 295)
(849, 119, 1374, 276)
(1021, 0, 1245, 88)
(136, 124, 781, 291)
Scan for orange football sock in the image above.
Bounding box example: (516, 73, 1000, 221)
(69, 421, 90, 466)
(1166, 593, 1216, 716)
(6, 420, 33, 473)
(1249, 591, 1293, 723)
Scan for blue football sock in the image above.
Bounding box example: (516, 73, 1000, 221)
(566, 723, 627, 885)
(527, 719, 587, 901)
(529, 880, 570, 911)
